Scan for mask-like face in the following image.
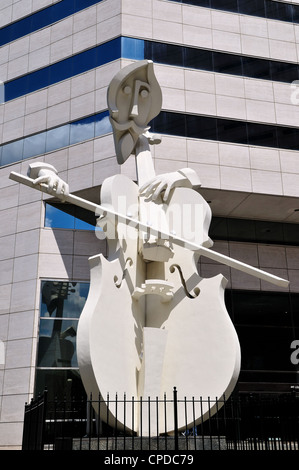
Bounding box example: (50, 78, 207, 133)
(107, 60, 162, 164)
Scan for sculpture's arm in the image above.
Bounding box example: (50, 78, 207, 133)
(27, 162, 69, 201)
(9, 170, 289, 289)
(139, 167, 202, 202)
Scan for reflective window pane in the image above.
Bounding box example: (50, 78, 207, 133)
(242, 56, 271, 80)
(70, 115, 95, 145)
(213, 51, 242, 76)
(184, 48, 213, 71)
(122, 37, 144, 61)
(40, 280, 89, 319)
(211, 0, 239, 13)
(95, 111, 112, 136)
(46, 124, 70, 152)
(37, 318, 79, 367)
(27, 67, 50, 94)
(270, 60, 298, 83)
(151, 42, 183, 66)
(1, 140, 24, 165)
(23, 132, 46, 159)
(45, 203, 75, 229)
(247, 122, 278, 148)
(35, 368, 86, 401)
(217, 118, 248, 144)
(187, 114, 217, 140)
(238, 0, 266, 17)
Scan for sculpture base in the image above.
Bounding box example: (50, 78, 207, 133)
(71, 436, 227, 451)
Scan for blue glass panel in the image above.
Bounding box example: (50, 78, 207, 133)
(46, 124, 70, 153)
(45, 203, 75, 229)
(1, 140, 24, 165)
(121, 37, 145, 60)
(23, 132, 46, 159)
(49, 56, 73, 84)
(73, 48, 96, 75)
(50, 0, 75, 24)
(74, 0, 97, 9)
(97, 37, 122, 67)
(5, 75, 28, 101)
(9, 16, 31, 42)
(74, 218, 95, 230)
(95, 111, 112, 136)
(27, 67, 50, 94)
(31, 8, 52, 31)
(70, 115, 95, 145)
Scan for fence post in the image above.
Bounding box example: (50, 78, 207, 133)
(173, 387, 178, 451)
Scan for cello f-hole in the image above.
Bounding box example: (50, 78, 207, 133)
(114, 257, 133, 288)
(169, 264, 200, 299)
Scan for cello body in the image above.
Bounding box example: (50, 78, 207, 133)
(77, 171, 241, 435)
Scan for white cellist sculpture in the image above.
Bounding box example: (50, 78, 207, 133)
(10, 60, 289, 435)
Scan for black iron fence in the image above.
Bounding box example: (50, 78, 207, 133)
(22, 388, 299, 451)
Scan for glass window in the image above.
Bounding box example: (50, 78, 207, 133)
(270, 60, 298, 83)
(46, 124, 70, 153)
(152, 111, 186, 137)
(45, 203, 75, 229)
(237, 324, 294, 371)
(184, 48, 213, 71)
(247, 122, 278, 148)
(0, 0, 103, 49)
(49, 57, 73, 84)
(276, 125, 299, 151)
(27, 67, 50, 95)
(151, 42, 183, 67)
(4, 75, 28, 102)
(31, 7, 52, 31)
(45, 202, 97, 230)
(238, 0, 266, 17)
(98, 37, 122, 65)
(122, 37, 144, 61)
(217, 118, 248, 144)
(23, 132, 46, 159)
(265, 0, 293, 22)
(35, 368, 86, 401)
(188, 114, 218, 140)
(255, 220, 284, 244)
(1, 140, 24, 166)
(95, 111, 112, 137)
(70, 115, 95, 145)
(189, 0, 211, 6)
(283, 223, 299, 245)
(73, 48, 96, 76)
(209, 217, 228, 240)
(213, 51, 242, 76)
(242, 56, 271, 80)
(227, 218, 256, 242)
(211, 0, 239, 13)
(35, 280, 90, 400)
(230, 290, 292, 327)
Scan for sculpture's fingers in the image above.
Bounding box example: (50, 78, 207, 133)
(162, 181, 176, 202)
(152, 181, 167, 201)
(32, 176, 48, 185)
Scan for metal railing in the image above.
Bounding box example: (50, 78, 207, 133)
(22, 388, 299, 451)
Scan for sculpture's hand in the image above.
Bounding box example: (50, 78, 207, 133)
(139, 168, 201, 202)
(28, 162, 69, 201)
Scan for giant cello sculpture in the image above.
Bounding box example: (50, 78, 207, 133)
(10, 60, 289, 436)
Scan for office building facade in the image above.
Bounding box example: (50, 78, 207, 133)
(1, 0, 299, 449)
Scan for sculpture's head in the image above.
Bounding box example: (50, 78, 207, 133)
(107, 60, 162, 164)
